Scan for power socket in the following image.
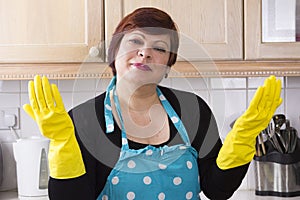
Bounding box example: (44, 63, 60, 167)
(0, 107, 20, 130)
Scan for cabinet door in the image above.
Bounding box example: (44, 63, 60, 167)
(245, 0, 300, 60)
(0, 0, 104, 63)
(105, 0, 243, 60)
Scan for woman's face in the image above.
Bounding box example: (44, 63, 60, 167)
(114, 30, 171, 86)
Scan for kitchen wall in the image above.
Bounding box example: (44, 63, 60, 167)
(0, 75, 300, 191)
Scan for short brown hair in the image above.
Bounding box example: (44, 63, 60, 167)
(107, 7, 179, 76)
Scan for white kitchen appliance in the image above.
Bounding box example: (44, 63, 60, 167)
(0, 140, 17, 191)
(13, 136, 49, 197)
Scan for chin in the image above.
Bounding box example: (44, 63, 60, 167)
(120, 71, 160, 83)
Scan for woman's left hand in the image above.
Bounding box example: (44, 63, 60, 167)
(216, 75, 282, 170)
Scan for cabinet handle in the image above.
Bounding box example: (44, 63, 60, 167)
(89, 46, 100, 57)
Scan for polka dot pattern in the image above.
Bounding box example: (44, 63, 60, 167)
(145, 149, 153, 156)
(111, 176, 119, 185)
(122, 138, 128, 145)
(143, 176, 152, 185)
(127, 160, 136, 169)
(187, 161, 193, 169)
(100, 87, 201, 199)
(158, 192, 165, 200)
(105, 104, 112, 111)
(107, 124, 114, 132)
(179, 146, 187, 150)
(171, 116, 179, 123)
(126, 191, 135, 200)
(186, 191, 193, 199)
(173, 177, 182, 185)
(97, 144, 201, 199)
(101, 195, 108, 200)
(159, 94, 166, 101)
(158, 163, 167, 170)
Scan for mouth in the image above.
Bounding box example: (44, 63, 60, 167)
(131, 63, 152, 71)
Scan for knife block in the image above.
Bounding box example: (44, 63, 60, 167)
(254, 139, 300, 197)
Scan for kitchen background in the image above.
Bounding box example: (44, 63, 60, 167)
(1, 0, 300, 199)
(0, 75, 299, 193)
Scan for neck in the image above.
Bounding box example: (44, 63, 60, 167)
(115, 80, 159, 112)
(111, 77, 169, 142)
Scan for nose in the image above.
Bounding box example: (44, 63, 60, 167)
(137, 48, 152, 59)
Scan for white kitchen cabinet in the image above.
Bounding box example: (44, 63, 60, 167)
(0, 0, 103, 63)
(1, 0, 300, 79)
(105, 0, 243, 61)
(245, 0, 300, 60)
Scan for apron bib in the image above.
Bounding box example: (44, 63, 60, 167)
(98, 77, 201, 200)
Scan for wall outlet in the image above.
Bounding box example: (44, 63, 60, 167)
(0, 107, 20, 130)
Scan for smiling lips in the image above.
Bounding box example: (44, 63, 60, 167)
(132, 63, 152, 71)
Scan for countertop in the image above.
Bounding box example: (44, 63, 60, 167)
(0, 190, 48, 200)
(1, 190, 300, 200)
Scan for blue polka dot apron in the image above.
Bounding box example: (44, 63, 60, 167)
(98, 77, 201, 200)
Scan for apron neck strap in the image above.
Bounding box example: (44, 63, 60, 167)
(156, 88, 190, 146)
(104, 77, 191, 150)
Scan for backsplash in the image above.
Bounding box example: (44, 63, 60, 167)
(0, 76, 300, 191)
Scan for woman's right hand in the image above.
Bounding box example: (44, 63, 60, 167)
(23, 75, 86, 179)
(23, 75, 74, 140)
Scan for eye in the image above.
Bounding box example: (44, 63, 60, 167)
(128, 39, 143, 45)
(153, 47, 167, 53)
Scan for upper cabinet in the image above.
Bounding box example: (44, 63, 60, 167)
(0, 0, 104, 64)
(105, 0, 243, 61)
(245, 0, 300, 60)
(1, 0, 300, 79)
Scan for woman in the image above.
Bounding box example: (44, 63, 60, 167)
(24, 7, 282, 200)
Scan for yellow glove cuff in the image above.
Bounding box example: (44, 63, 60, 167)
(48, 133, 86, 179)
(216, 129, 256, 170)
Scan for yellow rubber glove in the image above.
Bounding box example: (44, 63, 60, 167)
(216, 75, 282, 170)
(23, 75, 85, 179)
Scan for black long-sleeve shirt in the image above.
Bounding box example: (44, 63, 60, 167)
(48, 86, 249, 200)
